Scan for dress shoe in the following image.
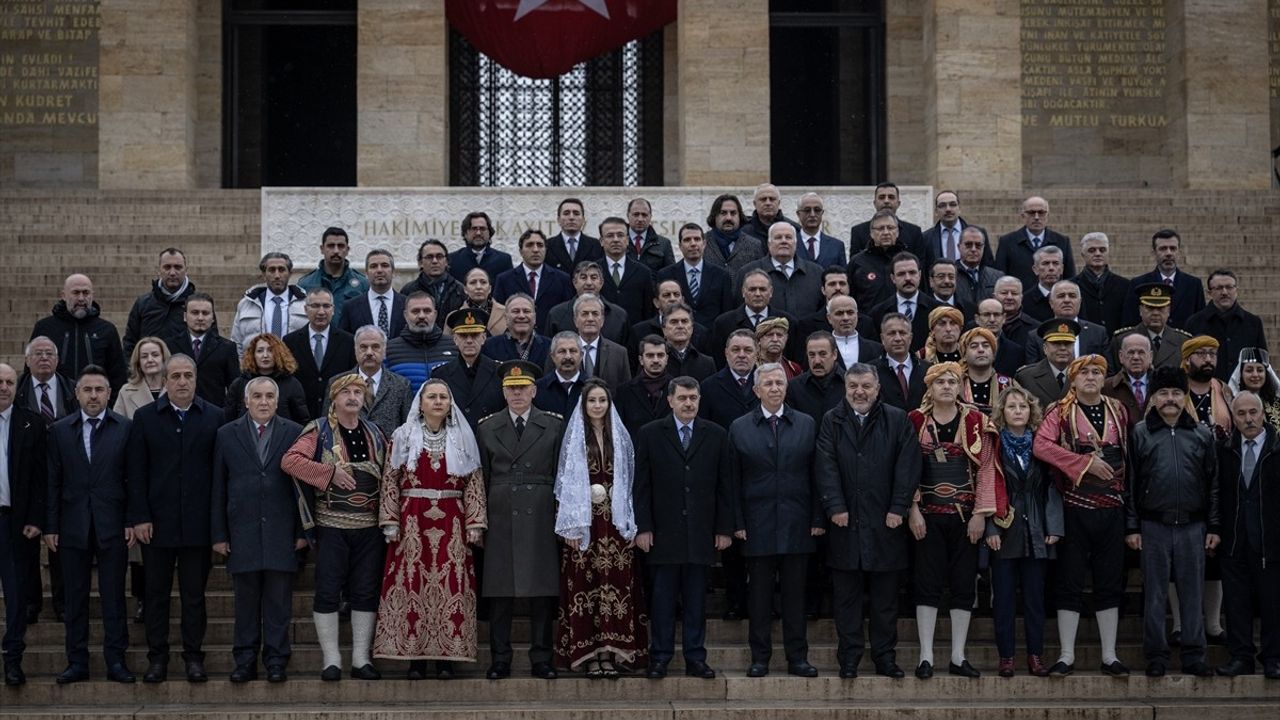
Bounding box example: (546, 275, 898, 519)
(646, 661, 668, 679)
(788, 662, 818, 678)
(320, 665, 342, 681)
(746, 662, 769, 678)
(838, 664, 858, 679)
(351, 663, 381, 680)
(486, 661, 511, 680)
(997, 657, 1015, 678)
(107, 663, 136, 684)
(1146, 662, 1166, 678)
(436, 661, 454, 680)
(4, 664, 26, 686)
(1183, 661, 1214, 677)
(56, 665, 89, 684)
(875, 662, 905, 679)
(1216, 658, 1255, 677)
(230, 666, 258, 683)
(1100, 660, 1130, 677)
(949, 660, 980, 678)
(1168, 629, 1182, 647)
(531, 662, 557, 679)
(185, 660, 208, 683)
(1027, 655, 1050, 677)
(1265, 661, 1280, 680)
(914, 660, 934, 679)
(407, 660, 428, 680)
(143, 662, 167, 683)
(685, 660, 716, 679)
(722, 608, 744, 621)
(24, 608, 39, 625)
(1048, 661, 1073, 677)
(1207, 631, 1228, 646)
(266, 666, 287, 683)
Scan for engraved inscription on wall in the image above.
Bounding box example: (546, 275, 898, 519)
(0, 0, 100, 186)
(1020, 0, 1170, 187)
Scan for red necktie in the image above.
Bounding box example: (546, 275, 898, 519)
(527, 270, 538, 298)
(634, 234, 645, 255)
(257, 424, 266, 439)
(896, 364, 909, 400)
(808, 237, 817, 259)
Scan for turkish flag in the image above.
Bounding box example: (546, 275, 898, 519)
(447, 0, 677, 79)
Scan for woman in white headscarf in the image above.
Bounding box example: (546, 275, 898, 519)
(372, 378, 487, 680)
(553, 378, 647, 678)
(1229, 347, 1280, 428)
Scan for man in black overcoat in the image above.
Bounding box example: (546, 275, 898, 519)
(0, 363, 46, 686)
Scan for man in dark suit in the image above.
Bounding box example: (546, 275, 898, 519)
(994, 195, 1075, 289)
(1121, 229, 1206, 330)
(493, 229, 575, 335)
(624, 198, 675, 274)
(712, 270, 799, 369)
(0, 363, 46, 686)
(545, 262, 631, 347)
(481, 294, 553, 369)
(953, 227, 1004, 310)
(994, 276, 1042, 350)
(975, 299, 1028, 377)
(1015, 320, 1079, 410)
(827, 295, 883, 370)
(1073, 232, 1129, 335)
(787, 333, 845, 426)
(739, 183, 800, 245)
(656, 224, 735, 328)
(430, 309, 505, 431)
(661, 305, 717, 382)
(447, 211, 514, 283)
(545, 198, 604, 275)
(794, 193, 847, 268)
(126, 355, 222, 683)
(848, 182, 924, 256)
(45, 366, 135, 684)
(1023, 280, 1111, 364)
(868, 253, 938, 352)
(1185, 269, 1267, 381)
(797, 268, 878, 343)
(734, 222, 825, 320)
(874, 313, 932, 411)
(628, 280, 714, 363)
(284, 288, 356, 420)
(634, 377, 734, 679)
(615, 335, 673, 438)
(597, 216, 655, 325)
(1103, 334, 1153, 426)
(166, 293, 239, 406)
(925, 259, 976, 323)
(323, 326, 415, 440)
(340, 249, 407, 340)
(534, 332, 584, 417)
(211, 376, 305, 683)
(920, 191, 993, 272)
(1021, 245, 1067, 322)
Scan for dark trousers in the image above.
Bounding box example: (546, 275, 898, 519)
(722, 544, 748, 614)
(313, 526, 383, 613)
(805, 535, 830, 615)
(60, 529, 129, 668)
(1056, 506, 1125, 613)
(24, 536, 62, 615)
(141, 544, 212, 664)
(913, 513, 978, 609)
(991, 556, 1048, 658)
(0, 515, 29, 664)
(232, 570, 294, 670)
(747, 554, 809, 664)
(831, 568, 899, 670)
(1140, 519, 1207, 669)
(488, 596, 556, 665)
(648, 563, 708, 664)
(1221, 538, 1280, 667)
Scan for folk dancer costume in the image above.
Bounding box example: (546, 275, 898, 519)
(374, 380, 487, 674)
(553, 391, 647, 673)
(1183, 336, 1232, 441)
(1032, 353, 1130, 675)
(958, 327, 1012, 416)
(1227, 347, 1280, 428)
(754, 317, 803, 380)
(919, 306, 965, 364)
(281, 374, 388, 681)
(907, 362, 1010, 678)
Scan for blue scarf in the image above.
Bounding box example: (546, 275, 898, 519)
(710, 226, 742, 259)
(1000, 428, 1033, 468)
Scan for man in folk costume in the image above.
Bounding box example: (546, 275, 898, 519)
(1033, 354, 1132, 676)
(281, 374, 388, 681)
(919, 306, 964, 364)
(906, 362, 1010, 679)
(958, 327, 1011, 415)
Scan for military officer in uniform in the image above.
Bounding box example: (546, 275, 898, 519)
(1108, 283, 1190, 371)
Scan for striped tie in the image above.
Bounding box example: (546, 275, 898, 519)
(38, 382, 55, 422)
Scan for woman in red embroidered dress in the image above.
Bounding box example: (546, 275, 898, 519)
(373, 379, 486, 680)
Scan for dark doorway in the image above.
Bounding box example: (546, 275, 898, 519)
(769, 1, 884, 185)
(223, 1, 357, 187)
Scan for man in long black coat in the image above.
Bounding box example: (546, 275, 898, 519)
(786, 332, 844, 426)
(430, 309, 505, 430)
(815, 363, 919, 679)
(615, 335, 672, 438)
(165, 293, 240, 406)
(0, 363, 46, 686)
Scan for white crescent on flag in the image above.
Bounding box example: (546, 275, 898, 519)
(513, 0, 611, 22)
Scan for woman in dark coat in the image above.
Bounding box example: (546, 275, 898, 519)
(985, 384, 1064, 678)
(225, 333, 311, 424)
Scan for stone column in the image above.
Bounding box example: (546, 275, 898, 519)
(671, 0, 770, 186)
(922, 0, 1021, 190)
(98, 0, 198, 189)
(1166, 0, 1270, 189)
(886, 0, 927, 184)
(357, 0, 448, 186)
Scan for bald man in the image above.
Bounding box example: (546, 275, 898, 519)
(30, 274, 127, 393)
(740, 183, 800, 245)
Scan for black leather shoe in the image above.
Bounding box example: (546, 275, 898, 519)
(107, 663, 136, 684)
(1100, 660, 1130, 677)
(351, 663, 381, 680)
(531, 661, 558, 679)
(685, 660, 716, 679)
(406, 660, 428, 680)
(486, 661, 510, 680)
(1048, 661, 1074, 677)
(949, 660, 980, 678)
(1146, 662, 1166, 678)
(3, 664, 26, 686)
(838, 664, 857, 679)
(876, 662, 905, 679)
(788, 662, 819, 678)
(320, 665, 342, 681)
(646, 661, 668, 679)
(1207, 631, 1228, 646)
(56, 665, 89, 684)
(185, 660, 208, 683)
(723, 608, 744, 621)
(1265, 662, 1280, 680)
(266, 666, 286, 683)
(746, 662, 769, 677)
(915, 660, 934, 679)
(1217, 658, 1255, 676)
(436, 661, 454, 680)
(143, 662, 167, 683)
(230, 666, 258, 683)
(1184, 661, 1214, 677)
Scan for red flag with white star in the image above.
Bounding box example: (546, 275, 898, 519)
(446, 0, 677, 79)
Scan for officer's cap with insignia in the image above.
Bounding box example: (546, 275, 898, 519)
(446, 307, 489, 335)
(499, 359, 541, 387)
(1135, 281, 1173, 308)
(1038, 317, 1080, 344)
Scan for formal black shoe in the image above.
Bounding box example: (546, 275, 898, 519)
(406, 660, 428, 680)
(3, 664, 25, 686)
(1145, 662, 1166, 678)
(185, 660, 208, 683)
(56, 665, 89, 684)
(646, 661, 668, 679)
(486, 661, 510, 680)
(436, 661, 454, 680)
(266, 666, 286, 683)
(746, 662, 769, 677)
(24, 608, 39, 625)
(1184, 661, 1214, 677)
(351, 663, 381, 680)
(723, 608, 744, 621)
(1100, 660, 1130, 677)
(531, 661, 558, 679)
(838, 664, 858, 679)
(1168, 630, 1182, 647)
(685, 660, 716, 679)
(142, 662, 167, 683)
(107, 663, 136, 684)
(949, 660, 980, 678)
(914, 660, 934, 679)
(320, 665, 342, 681)
(1265, 662, 1280, 680)
(134, 601, 145, 624)
(1217, 658, 1255, 677)
(1207, 631, 1228, 646)
(788, 662, 818, 678)
(1048, 661, 1074, 677)
(875, 662, 905, 679)
(230, 666, 258, 683)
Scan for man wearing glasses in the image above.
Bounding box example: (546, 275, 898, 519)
(794, 193, 847, 268)
(994, 196, 1075, 290)
(1185, 269, 1268, 381)
(952, 227, 1003, 310)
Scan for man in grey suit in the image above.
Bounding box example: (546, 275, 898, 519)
(570, 293, 630, 389)
(324, 326, 414, 439)
(211, 376, 305, 683)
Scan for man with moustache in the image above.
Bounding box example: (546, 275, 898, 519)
(628, 280, 713, 362)
(1183, 336, 1232, 440)
(430, 309, 505, 431)
(297, 228, 369, 330)
(0, 362, 46, 686)
(794, 192, 846, 267)
(482, 294, 552, 368)
(735, 221, 824, 319)
(920, 306, 965, 364)
(1103, 334, 1154, 426)
(869, 253, 937, 353)
(925, 260, 975, 321)
(704, 194, 766, 274)
(166, 293, 240, 406)
(1072, 232, 1129, 335)
(1109, 283, 1190, 371)
(848, 182, 924, 256)
(787, 332, 845, 428)
(341, 249, 408, 340)
(326, 326, 414, 440)
(624, 198, 675, 273)
(875, 314, 932, 411)
(232, 253, 309, 355)
(657, 224, 735, 328)
(1126, 366, 1219, 678)
(958, 327, 1010, 415)
(384, 292, 456, 394)
(1186, 269, 1268, 381)
(31, 274, 127, 392)
(534, 332, 585, 417)
(615, 335, 673, 438)
(447, 211, 514, 283)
